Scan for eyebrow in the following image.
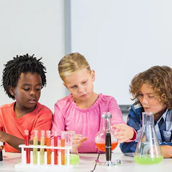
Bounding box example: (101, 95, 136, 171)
(138, 91, 154, 95)
(22, 83, 42, 86)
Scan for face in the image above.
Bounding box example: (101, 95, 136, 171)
(9, 72, 42, 112)
(63, 68, 95, 102)
(138, 84, 167, 115)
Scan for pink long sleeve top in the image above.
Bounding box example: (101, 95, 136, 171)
(51, 93, 125, 153)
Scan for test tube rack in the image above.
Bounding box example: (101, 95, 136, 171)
(15, 144, 73, 170)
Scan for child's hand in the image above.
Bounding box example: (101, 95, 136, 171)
(113, 124, 134, 143)
(74, 134, 87, 149)
(0, 131, 6, 142)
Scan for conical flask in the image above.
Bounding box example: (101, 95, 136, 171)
(134, 112, 163, 164)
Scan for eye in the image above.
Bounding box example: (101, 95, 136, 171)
(82, 80, 87, 84)
(71, 85, 77, 89)
(23, 88, 30, 91)
(138, 93, 143, 97)
(35, 87, 41, 91)
(148, 95, 154, 98)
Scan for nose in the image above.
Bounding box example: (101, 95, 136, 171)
(142, 96, 148, 105)
(30, 89, 36, 96)
(78, 85, 84, 93)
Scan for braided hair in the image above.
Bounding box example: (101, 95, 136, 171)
(2, 54, 46, 99)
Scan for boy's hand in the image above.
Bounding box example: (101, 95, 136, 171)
(0, 131, 6, 142)
(113, 124, 134, 143)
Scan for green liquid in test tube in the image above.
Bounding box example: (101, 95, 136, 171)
(33, 130, 38, 164)
(40, 130, 45, 164)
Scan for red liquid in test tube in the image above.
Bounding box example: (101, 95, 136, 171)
(54, 131, 58, 165)
(24, 130, 30, 164)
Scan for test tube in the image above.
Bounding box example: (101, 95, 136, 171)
(24, 130, 30, 164)
(46, 130, 51, 164)
(54, 131, 58, 165)
(33, 130, 38, 164)
(40, 130, 45, 165)
(61, 131, 66, 165)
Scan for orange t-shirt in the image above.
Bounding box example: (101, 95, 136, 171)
(0, 102, 52, 152)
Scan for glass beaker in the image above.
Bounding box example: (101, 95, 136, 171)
(95, 112, 118, 152)
(134, 112, 163, 164)
(61, 131, 80, 165)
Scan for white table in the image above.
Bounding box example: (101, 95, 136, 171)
(0, 151, 171, 172)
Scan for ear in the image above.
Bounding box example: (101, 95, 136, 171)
(91, 70, 95, 81)
(63, 82, 68, 89)
(9, 86, 15, 97)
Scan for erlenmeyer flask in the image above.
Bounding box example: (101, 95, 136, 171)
(134, 112, 163, 164)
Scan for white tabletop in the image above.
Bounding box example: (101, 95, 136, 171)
(0, 151, 171, 172)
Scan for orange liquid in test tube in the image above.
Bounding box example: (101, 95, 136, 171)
(46, 130, 51, 164)
(61, 138, 65, 165)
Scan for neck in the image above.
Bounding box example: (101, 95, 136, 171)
(154, 108, 167, 122)
(14, 103, 36, 118)
(74, 92, 98, 109)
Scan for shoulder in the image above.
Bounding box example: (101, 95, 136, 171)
(36, 103, 52, 117)
(54, 94, 73, 108)
(129, 101, 143, 118)
(0, 103, 14, 111)
(98, 94, 117, 103)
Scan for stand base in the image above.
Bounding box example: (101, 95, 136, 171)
(95, 159, 121, 166)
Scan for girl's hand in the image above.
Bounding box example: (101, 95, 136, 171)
(113, 124, 134, 143)
(74, 134, 87, 149)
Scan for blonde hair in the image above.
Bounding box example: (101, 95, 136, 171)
(58, 52, 91, 79)
(130, 65, 172, 109)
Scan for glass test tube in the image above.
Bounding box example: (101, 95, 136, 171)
(61, 131, 66, 165)
(33, 130, 38, 164)
(40, 130, 45, 164)
(46, 130, 51, 164)
(24, 130, 30, 164)
(54, 131, 58, 165)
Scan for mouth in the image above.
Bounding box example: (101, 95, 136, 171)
(144, 107, 150, 111)
(28, 98, 37, 104)
(81, 94, 87, 97)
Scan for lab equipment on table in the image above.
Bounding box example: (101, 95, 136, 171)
(134, 112, 163, 165)
(95, 112, 121, 166)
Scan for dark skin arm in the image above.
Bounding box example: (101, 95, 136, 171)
(0, 131, 33, 152)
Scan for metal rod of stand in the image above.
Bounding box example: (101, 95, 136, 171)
(105, 116, 112, 166)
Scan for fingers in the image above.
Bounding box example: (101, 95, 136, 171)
(113, 124, 134, 143)
(113, 124, 128, 131)
(74, 135, 87, 149)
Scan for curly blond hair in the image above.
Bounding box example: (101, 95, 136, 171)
(130, 66, 172, 109)
(58, 52, 91, 79)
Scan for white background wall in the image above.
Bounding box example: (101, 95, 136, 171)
(70, 0, 172, 105)
(0, 0, 66, 111)
(1, 1, 172, 111)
